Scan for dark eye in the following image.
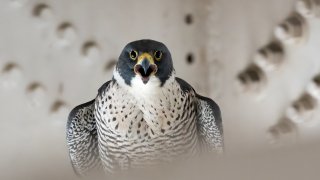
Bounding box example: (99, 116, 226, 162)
(129, 50, 138, 60)
(154, 51, 162, 61)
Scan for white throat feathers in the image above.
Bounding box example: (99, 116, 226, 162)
(113, 68, 179, 135)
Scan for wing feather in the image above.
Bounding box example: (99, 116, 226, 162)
(175, 77, 224, 152)
(66, 99, 101, 176)
(66, 81, 111, 175)
(196, 94, 224, 152)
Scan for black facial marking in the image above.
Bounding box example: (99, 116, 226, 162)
(116, 39, 174, 86)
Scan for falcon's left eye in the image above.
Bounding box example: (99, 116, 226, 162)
(154, 51, 162, 61)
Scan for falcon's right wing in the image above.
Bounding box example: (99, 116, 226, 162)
(66, 81, 111, 176)
(66, 99, 101, 176)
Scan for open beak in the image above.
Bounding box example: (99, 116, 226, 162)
(134, 53, 158, 84)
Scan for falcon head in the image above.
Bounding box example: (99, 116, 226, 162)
(114, 39, 174, 87)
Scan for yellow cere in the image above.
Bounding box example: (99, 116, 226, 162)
(137, 53, 155, 64)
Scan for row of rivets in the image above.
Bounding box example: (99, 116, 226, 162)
(238, 5, 310, 92)
(269, 1, 319, 142)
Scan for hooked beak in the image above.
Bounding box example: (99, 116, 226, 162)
(134, 53, 158, 84)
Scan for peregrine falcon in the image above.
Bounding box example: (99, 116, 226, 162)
(66, 39, 223, 176)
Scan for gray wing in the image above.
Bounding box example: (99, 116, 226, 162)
(66, 81, 111, 176)
(175, 77, 224, 153)
(66, 99, 101, 176)
(196, 94, 224, 153)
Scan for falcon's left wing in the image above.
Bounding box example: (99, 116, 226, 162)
(196, 94, 224, 153)
(175, 77, 224, 153)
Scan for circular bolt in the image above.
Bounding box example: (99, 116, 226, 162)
(286, 93, 317, 124)
(254, 41, 284, 71)
(237, 63, 267, 92)
(274, 13, 306, 44)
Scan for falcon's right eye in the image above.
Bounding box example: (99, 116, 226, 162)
(129, 50, 138, 60)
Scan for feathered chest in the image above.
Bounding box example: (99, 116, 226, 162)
(93, 80, 200, 171)
(95, 80, 197, 140)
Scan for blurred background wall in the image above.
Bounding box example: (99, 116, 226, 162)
(1, 0, 320, 179)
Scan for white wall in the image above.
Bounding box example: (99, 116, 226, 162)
(1, 0, 320, 179)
